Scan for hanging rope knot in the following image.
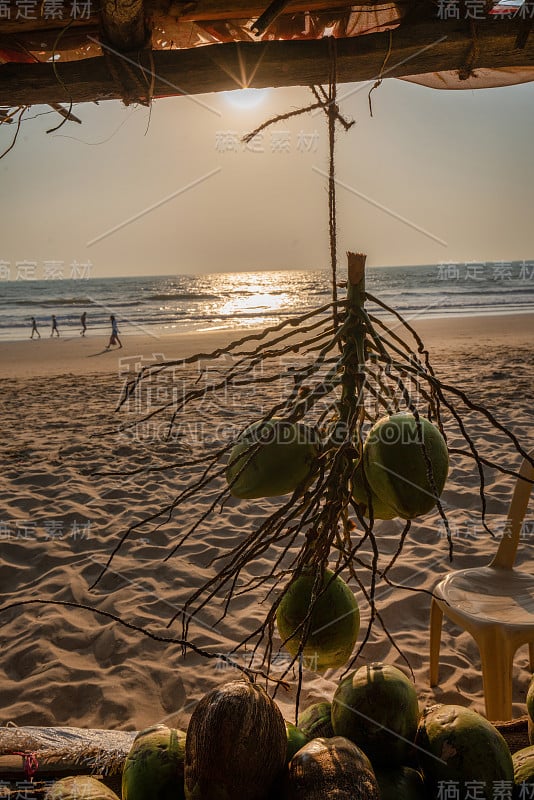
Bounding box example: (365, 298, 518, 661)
(328, 102, 339, 117)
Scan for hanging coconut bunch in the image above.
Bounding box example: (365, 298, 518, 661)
(79, 248, 532, 702)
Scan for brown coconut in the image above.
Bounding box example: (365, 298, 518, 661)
(285, 736, 381, 800)
(184, 679, 287, 800)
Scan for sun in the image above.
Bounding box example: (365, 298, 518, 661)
(222, 88, 270, 110)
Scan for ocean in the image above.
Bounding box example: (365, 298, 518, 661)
(0, 262, 533, 341)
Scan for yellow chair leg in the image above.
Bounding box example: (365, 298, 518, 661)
(430, 598, 443, 686)
(478, 631, 514, 722)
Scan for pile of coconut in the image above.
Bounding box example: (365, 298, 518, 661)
(46, 663, 534, 800)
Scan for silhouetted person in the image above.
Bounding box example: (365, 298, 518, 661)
(30, 317, 40, 339)
(80, 311, 87, 337)
(51, 315, 59, 337)
(105, 315, 122, 349)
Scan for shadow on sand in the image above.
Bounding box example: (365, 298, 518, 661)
(87, 347, 123, 358)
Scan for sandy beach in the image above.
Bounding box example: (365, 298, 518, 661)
(0, 312, 533, 733)
(1, 312, 532, 379)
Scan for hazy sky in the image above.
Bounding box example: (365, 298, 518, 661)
(1, 77, 533, 278)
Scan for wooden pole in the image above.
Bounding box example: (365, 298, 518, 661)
(0, 18, 533, 105)
(101, 0, 148, 52)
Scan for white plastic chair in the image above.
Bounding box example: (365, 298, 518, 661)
(430, 450, 534, 721)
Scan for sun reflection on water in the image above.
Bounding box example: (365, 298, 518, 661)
(154, 269, 330, 333)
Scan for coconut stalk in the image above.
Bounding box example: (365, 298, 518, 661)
(271, 253, 372, 704)
(299, 253, 368, 609)
(338, 251, 367, 454)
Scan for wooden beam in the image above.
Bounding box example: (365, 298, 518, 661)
(0, 18, 533, 105)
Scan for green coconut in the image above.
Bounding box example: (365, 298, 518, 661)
(122, 724, 186, 800)
(184, 680, 287, 800)
(331, 662, 420, 768)
(527, 676, 534, 721)
(45, 776, 120, 800)
(360, 413, 449, 519)
(285, 736, 380, 800)
(285, 721, 309, 764)
(527, 675, 534, 720)
(527, 677, 534, 745)
(276, 569, 360, 673)
(415, 704, 514, 800)
(298, 701, 335, 739)
(352, 461, 398, 520)
(513, 744, 534, 788)
(226, 418, 319, 499)
(374, 766, 427, 800)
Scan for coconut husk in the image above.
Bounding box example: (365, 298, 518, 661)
(494, 716, 530, 754)
(286, 736, 381, 800)
(184, 680, 287, 800)
(45, 775, 120, 799)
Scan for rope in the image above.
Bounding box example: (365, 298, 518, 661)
(241, 36, 354, 332)
(327, 36, 339, 330)
(103, 48, 153, 106)
(459, 19, 479, 81)
(242, 101, 325, 144)
(368, 29, 393, 118)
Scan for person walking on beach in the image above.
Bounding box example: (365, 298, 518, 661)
(30, 317, 40, 339)
(51, 315, 59, 337)
(105, 315, 122, 349)
(80, 311, 87, 337)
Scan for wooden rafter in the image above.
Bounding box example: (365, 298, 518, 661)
(0, 17, 533, 105)
(0, 0, 149, 51)
(0, 0, 398, 34)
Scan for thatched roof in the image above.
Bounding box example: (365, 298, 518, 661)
(0, 0, 533, 106)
